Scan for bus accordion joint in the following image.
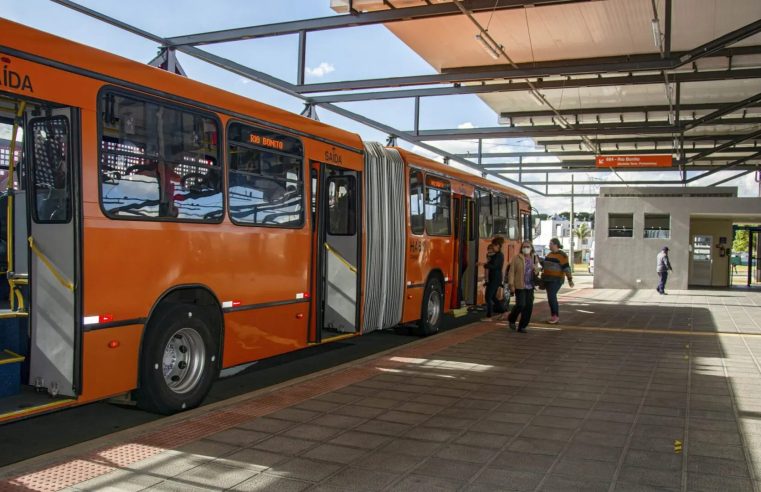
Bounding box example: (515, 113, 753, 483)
(324, 242, 357, 273)
(28, 236, 76, 292)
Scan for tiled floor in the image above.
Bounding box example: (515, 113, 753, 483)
(3, 284, 761, 491)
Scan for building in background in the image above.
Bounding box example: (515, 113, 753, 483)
(594, 187, 761, 290)
(534, 216, 594, 263)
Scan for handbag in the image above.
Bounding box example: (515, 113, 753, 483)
(532, 255, 545, 290)
(496, 285, 505, 301)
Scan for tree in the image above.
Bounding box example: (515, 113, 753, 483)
(574, 223, 592, 245)
(733, 230, 749, 253)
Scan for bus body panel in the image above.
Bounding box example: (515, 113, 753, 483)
(79, 325, 142, 403)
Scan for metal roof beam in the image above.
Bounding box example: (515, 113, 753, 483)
(677, 18, 761, 67)
(683, 92, 761, 131)
(485, 165, 760, 173)
(687, 129, 761, 162)
(535, 135, 761, 146)
(709, 168, 757, 186)
(410, 119, 761, 140)
(305, 68, 761, 102)
(686, 151, 761, 183)
(458, 149, 759, 158)
(164, 0, 593, 46)
(501, 102, 761, 120)
(441, 46, 761, 77)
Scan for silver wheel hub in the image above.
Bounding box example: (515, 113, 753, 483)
(162, 327, 206, 394)
(427, 288, 441, 328)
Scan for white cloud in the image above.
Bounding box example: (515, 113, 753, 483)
(457, 122, 475, 129)
(238, 77, 251, 85)
(305, 62, 335, 78)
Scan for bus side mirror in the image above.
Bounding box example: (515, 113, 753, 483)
(533, 217, 542, 239)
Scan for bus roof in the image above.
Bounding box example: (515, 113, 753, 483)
(393, 148, 529, 202)
(0, 19, 364, 152)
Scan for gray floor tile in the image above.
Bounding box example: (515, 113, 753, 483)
(387, 474, 463, 492)
(321, 467, 397, 491)
(413, 457, 483, 481)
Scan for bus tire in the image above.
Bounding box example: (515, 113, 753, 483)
(136, 304, 219, 415)
(417, 278, 443, 336)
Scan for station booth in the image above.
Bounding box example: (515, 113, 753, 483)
(593, 186, 761, 290)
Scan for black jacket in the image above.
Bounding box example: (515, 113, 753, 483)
(484, 251, 504, 286)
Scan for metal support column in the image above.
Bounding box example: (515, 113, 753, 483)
(570, 174, 575, 272)
(414, 96, 420, 136)
(297, 30, 306, 85)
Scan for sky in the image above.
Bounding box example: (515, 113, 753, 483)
(2, 0, 759, 213)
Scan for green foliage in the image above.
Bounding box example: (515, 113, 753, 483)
(733, 230, 749, 253)
(574, 223, 592, 242)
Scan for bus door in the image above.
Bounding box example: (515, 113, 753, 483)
(313, 163, 360, 342)
(452, 195, 472, 308)
(461, 197, 477, 305)
(26, 108, 81, 397)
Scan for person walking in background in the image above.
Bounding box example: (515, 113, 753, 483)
(656, 246, 673, 295)
(542, 238, 574, 324)
(481, 240, 505, 322)
(507, 241, 540, 333)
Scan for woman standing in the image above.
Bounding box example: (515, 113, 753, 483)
(481, 239, 505, 321)
(542, 238, 574, 324)
(506, 241, 540, 333)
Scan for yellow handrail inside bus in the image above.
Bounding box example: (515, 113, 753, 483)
(324, 242, 357, 273)
(6, 101, 26, 313)
(28, 237, 75, 292)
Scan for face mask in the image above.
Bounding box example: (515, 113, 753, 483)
(522, 247, 531, 255)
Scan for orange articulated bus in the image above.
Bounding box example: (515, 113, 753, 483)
(0, 19, 532, 423)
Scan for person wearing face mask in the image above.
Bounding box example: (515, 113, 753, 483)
(542, 238, 574, 324)
(506, 241, 540, 333)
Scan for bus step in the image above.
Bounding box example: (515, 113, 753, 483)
(0, 310, 27, 319)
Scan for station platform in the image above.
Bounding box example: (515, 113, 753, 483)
(1, 282, 761, 491)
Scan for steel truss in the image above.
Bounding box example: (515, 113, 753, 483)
(50, 0, 761, 197)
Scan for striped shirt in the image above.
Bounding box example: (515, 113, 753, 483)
(542, 251, 571, 281)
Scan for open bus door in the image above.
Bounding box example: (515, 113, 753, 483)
(26, 108, 81, 398)
(310, 162, 361, 343)
(0, 97, 80, 419)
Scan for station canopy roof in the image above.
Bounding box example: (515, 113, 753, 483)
(327, 0, 761, 195)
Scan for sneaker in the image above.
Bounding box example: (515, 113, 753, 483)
(548, 316, 559, 324)
(518, 327, 527, 333)
(509, 322, 517, 331)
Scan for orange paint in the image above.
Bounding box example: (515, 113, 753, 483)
(0, 19, 531, 421)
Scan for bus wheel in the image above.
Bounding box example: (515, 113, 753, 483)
(417, 278, 443, 336)
(136, 305, 218, 415)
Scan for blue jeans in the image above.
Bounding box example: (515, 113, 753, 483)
(545, 280, 562, 317)
(658, 271, 668, 293)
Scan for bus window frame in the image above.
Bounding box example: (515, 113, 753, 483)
(408, 167, 425, 236)
(477, 188, 492, 239)
(225, 119, 306, 230)
(96, 86, 225, 224)
(423, 173, 452, 237)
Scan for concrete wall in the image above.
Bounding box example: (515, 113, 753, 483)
(593, 187, 761, 290)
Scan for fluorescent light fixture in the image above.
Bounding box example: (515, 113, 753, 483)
(529, 90, 545, 106)
(668, 111, 675, 125)
(651, 19, 662, 50)
(475, 34, 500, 59)
(498, 114, 513, 125)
